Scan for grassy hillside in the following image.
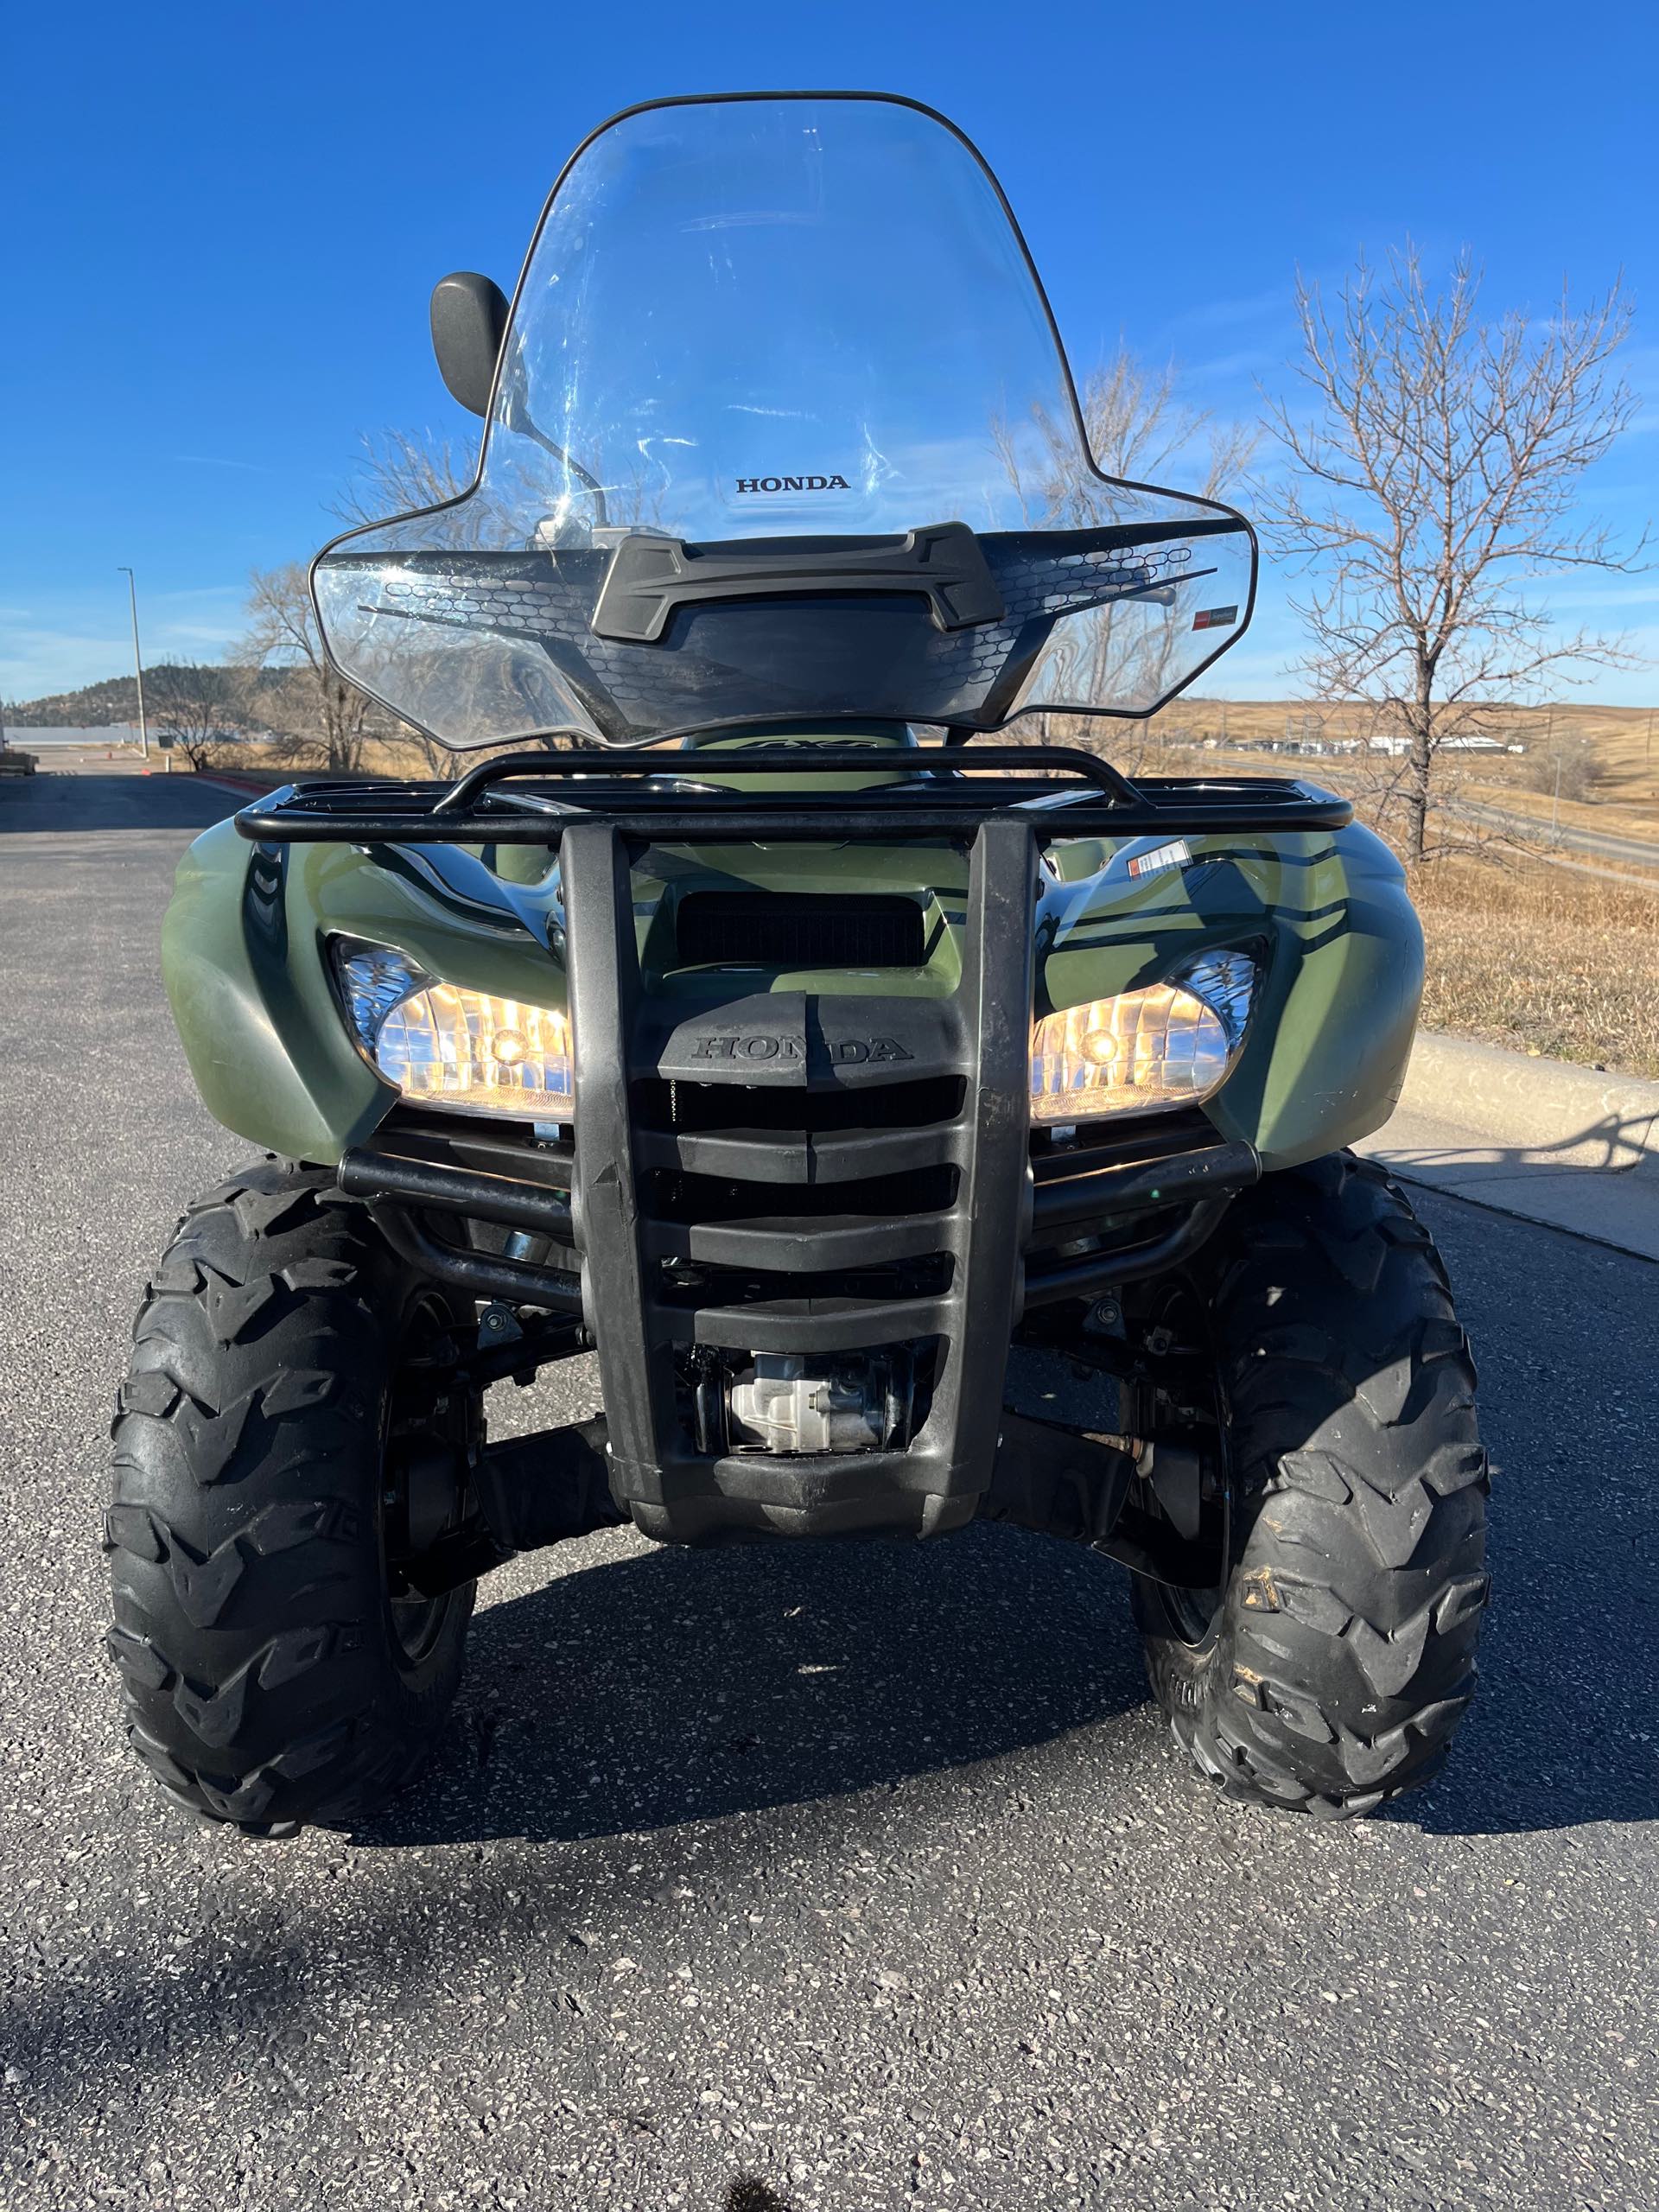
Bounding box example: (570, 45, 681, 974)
(13, 672, 1656, 797)
(1412, 861, 1659, 1078)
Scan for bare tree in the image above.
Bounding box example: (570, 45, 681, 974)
(238, 563, 379, 773)
(1259, 245, 1647, 862)
(1071, 351, 1256, 504)
(147, 661, 244, 771)
(991, 346, 1256, 765)
(998, 345, 1255, 524)
(331, 428, 473, 527)
(238, 430, 485, 779)
(321, 431, 485, 777)
(1520, 728, 1604, 804)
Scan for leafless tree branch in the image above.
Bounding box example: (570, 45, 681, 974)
(330, 429, 474, 527)
(147, 662, 245, 772)
(1256, 242, 1649, 861)
(237, 563, 382, 774)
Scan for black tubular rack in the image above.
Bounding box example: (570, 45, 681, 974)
(235, 745, 1352, 845)
(244, 747, 1344, 1542)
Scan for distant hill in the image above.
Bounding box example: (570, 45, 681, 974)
(5, 674, 150, 727)
(4, 666, 282, 728)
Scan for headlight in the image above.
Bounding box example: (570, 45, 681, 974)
(333, 942, 573, 1116)
(1029, 950, 1255, 1124)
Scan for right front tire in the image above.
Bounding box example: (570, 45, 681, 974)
(106, 1160, 479, 1835)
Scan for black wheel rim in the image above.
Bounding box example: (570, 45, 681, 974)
(380, 1293, 474, 1671)
(389, 1578, 452, 1668)
(1162, 1557, 1227, 1649)
(1147, 1273, 1234, 1648)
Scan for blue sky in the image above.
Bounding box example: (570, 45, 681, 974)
(3, 0, 1655, 707)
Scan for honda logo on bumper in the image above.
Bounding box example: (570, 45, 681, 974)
(690, 1034, 912, 1065)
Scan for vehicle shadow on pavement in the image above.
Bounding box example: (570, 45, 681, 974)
(1389, 1452, 1659, 1840)
(352, 1524, 1153, 1848)
(3, 1535, 1154, 2127)
(357, 1421, 1659, 1850)
(0, 771, 236, 833)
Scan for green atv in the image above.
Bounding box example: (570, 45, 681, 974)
(108, 93, 1487, 1836)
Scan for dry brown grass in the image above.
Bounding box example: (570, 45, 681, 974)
(1148, 696, 1659, 826)
(222, 734, 460, 779)
(1122, 726, 1659, 1078)
(1452, 774, 1659, 843)
(1410, 858, 1659, 1079)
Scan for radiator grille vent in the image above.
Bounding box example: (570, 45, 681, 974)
(639, 1074, 965, 1132)
(675, 891, 926, 970)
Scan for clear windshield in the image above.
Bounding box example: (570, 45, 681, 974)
(313, 94, 1255, 748)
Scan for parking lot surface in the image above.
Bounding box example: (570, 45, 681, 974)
(2, 775, 1655, 2210)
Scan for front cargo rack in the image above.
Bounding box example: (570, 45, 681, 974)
(233, 744, 1352, 846)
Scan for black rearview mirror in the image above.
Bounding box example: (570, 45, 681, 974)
(429, 271, 509, 416)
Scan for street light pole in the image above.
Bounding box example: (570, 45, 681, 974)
(116, 566, 149, 760)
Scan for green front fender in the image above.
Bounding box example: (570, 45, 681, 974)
(1205, 825, 1424, 1166)
(162, 821, 572, 1164)
(164, 812, 1421, 1173)
(1040, 820, 1422, 1166)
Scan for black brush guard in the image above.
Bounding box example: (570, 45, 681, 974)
(244, 748, 1339, 1541)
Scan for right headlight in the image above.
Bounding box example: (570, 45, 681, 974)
(333, 940, 574, 1116)
(1029, 949, 1256, 1124)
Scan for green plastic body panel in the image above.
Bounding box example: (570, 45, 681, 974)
(162, 737, 1421, 1173)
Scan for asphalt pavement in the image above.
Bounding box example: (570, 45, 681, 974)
(2, 771, 1656, 2212)
(0, 760, 244, 834)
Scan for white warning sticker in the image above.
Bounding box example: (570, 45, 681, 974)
(1126, 839, 1192, 880)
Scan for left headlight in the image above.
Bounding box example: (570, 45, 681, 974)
(333, 941, 574, 1116)
(1030, 949, 1256, 1124)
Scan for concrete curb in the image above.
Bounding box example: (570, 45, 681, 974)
(1357, 1032, 1659, 1261)
(1394, 1033, 1659, 1174)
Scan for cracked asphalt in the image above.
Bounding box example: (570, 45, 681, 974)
(2, 771, 1656, 2210)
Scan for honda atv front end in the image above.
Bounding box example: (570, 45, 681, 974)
(107, 91, 1485, 1835)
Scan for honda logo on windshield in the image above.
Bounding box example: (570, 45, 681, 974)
(735, 474, 851, 493)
